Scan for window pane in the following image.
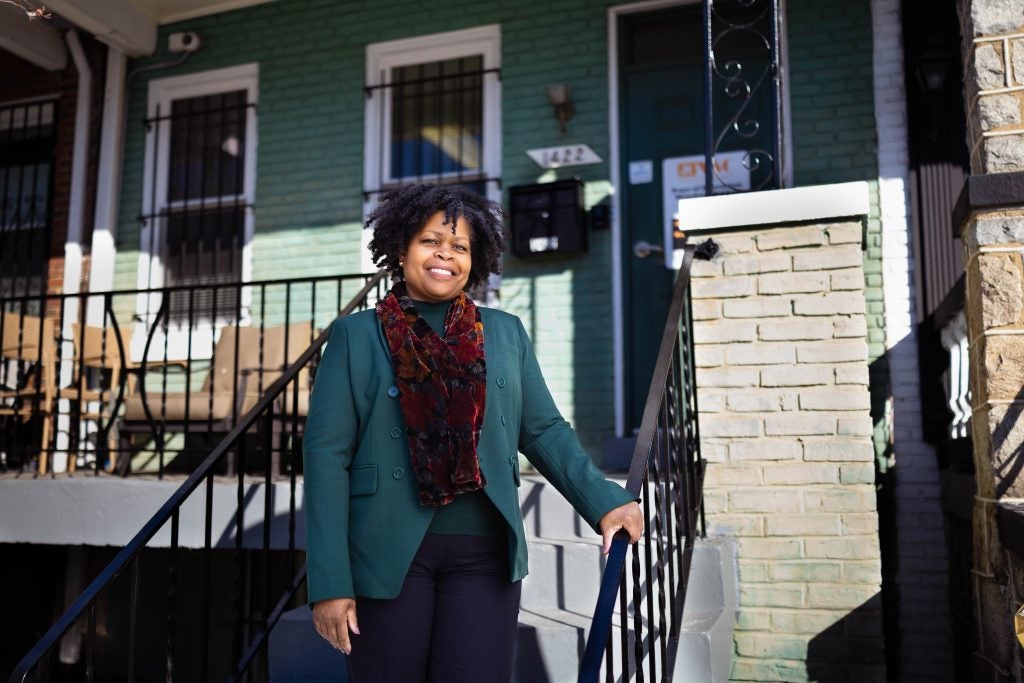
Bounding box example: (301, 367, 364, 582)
(164, 205, 244, 321)
(169, 90, 247, 201)
(390, 56, 483, 180)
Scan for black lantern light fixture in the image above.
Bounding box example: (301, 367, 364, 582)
(914, 45, 952, 95)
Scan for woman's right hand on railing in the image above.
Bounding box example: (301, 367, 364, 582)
(312, 597, 360, 654)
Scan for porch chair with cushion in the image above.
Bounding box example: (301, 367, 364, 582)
(0, 312, 57, 474)
(118, 321, 315, 475)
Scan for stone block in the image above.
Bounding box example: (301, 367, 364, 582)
(968, 0, 1024, 37)
(802, 439, 874, 462)
(724, 253, 791, 276)
(841, 513, 879, 535)
(805, 537, 881, 561)
(726, 343, 797, 365)
(840, 464, 876, 485)
(724, 298, 793, 318)
(734, 608, 772, 631)
(730, 439, 802, 460)
(690, 258, 722, 278)
(695, 320, 758, 344)
(698, 366, 759, 388)
(806, 584, 880, 609)
(735, 633, 810, 661)
(798, 389, 871, 411)
(976, 253, 1024, 327)
(739, 584, 805, 607)
(835, 363, 870, 384)
(701, 415, 762, 437)
(716, 234, 755, 254)
(770, 608, 843, 634)
(792, 245, 863, 272)
(762, 463, 839, 484)
(804, 487, 875, 512)
(796, 340, 868, 363)
(837, 416, 874, 437)
(729, 489, 803, 513)
(833, 316, 868, 338)
(764, 415, 837, 436)
(825, 223, 862, 245)
(761, 364, 833, 387)
(691, 275, 757, 299)
(755, 226, 827, 251)
(758, 319, 832, 341)
(830, 269, 864, 291)
(705, 465, 763, 487)
(727, 391, 786, 413)
(973, 42, 1005, 91)
(699, 393, 726, 413)
(843, 560, 883, 584)
(691, 300, 722, 320)
(792, 292, 865, 316)
(695, 345, 724, 367)
(970, 214, 1024, 247)
(758, 272, 828, 295)
(983, 135, 1024, 173)
(730, 658, 808, 682)
(765, 514, 841, 537)
(707, 513, 764, 537)
(737, 538, 804, 561)
(1014, 38, 1024, 86)
(982, 334, 1024, 400)
(979, 94, 1023, 131)
(987, 404, 1024, 497)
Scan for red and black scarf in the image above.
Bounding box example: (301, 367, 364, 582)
(375, 282, 487, 507)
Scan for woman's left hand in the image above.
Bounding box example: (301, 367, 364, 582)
(598, 502, 644, 554)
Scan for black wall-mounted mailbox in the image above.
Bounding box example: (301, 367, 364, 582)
(508, 178, 587, 258)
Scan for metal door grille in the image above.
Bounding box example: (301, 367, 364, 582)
(0, 99, 56, 300)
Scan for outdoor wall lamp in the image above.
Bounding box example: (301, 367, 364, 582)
(914, 46, 952, 95)
(547, 84, 576, 133)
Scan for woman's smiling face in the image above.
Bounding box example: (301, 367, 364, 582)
(401, 211, 473, 303)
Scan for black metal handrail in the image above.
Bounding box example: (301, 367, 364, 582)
(8, 269, 388, 683)
(578, 240, 718, 683)
(0, 272, 378, 477)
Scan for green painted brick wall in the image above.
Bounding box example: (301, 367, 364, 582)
(113, 0, 884, 463)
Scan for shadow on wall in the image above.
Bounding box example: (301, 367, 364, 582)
(806, 593, 885, 681)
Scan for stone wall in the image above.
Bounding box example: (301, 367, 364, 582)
(956, 0, 1024, 680)
(690, 222, 884, 681)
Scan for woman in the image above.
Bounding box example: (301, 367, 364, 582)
(303, 184, 643, 682)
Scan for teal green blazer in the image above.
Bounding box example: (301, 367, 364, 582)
(303, 306, 635, 602)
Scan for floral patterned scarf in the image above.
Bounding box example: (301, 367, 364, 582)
(375, 281, 487, 506)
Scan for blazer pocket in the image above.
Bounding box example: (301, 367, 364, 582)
(349, 464, 379, 496)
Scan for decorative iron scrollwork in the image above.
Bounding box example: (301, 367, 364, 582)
(704, 0, 782, 195)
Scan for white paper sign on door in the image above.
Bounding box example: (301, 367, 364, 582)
(662, 151, 750, 268)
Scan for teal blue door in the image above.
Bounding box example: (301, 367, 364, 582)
(618, 3, 775, 431)
(619, 5, 704, 431)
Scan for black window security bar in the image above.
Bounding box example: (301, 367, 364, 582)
(703, 0, 783, 195)
(578, 240, 718, 682)
(364, 57, 501, 198)
(141, 91, 255, 323)
(9, 270, 388, 683)
(0, 272, 380, 478)
(0, 99, 57, 300)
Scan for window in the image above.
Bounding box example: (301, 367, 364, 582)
(0, 99, 56, 300)
(364, 25, 501, 199)
(140, 65, 258, 328)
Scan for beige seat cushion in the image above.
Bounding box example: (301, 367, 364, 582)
(124, 391, 257, 422)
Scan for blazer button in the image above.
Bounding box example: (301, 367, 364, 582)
(387, 385, 400, 398)
(390, 426, 402, 439)
(393, 467, 405, 480)
(496, 377, 506, 388)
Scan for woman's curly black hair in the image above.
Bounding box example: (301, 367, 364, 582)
(366, 184, 506, 290)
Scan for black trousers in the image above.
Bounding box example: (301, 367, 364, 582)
(346, 533, 522, 683)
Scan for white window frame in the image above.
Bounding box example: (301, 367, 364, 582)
(135, 63, 259, 361)
(361, 25, 502, 272)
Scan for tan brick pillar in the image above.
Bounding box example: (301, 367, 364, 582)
(956, 1, 1024, 679)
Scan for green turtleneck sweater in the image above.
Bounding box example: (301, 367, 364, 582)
(412, 299, 508, 539)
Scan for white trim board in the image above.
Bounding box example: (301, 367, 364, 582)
(676, 181, 871, 233)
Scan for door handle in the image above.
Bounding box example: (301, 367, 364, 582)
(633, 240, 664, 259)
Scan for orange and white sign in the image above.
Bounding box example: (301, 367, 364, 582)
(662, 151, 750, 268)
